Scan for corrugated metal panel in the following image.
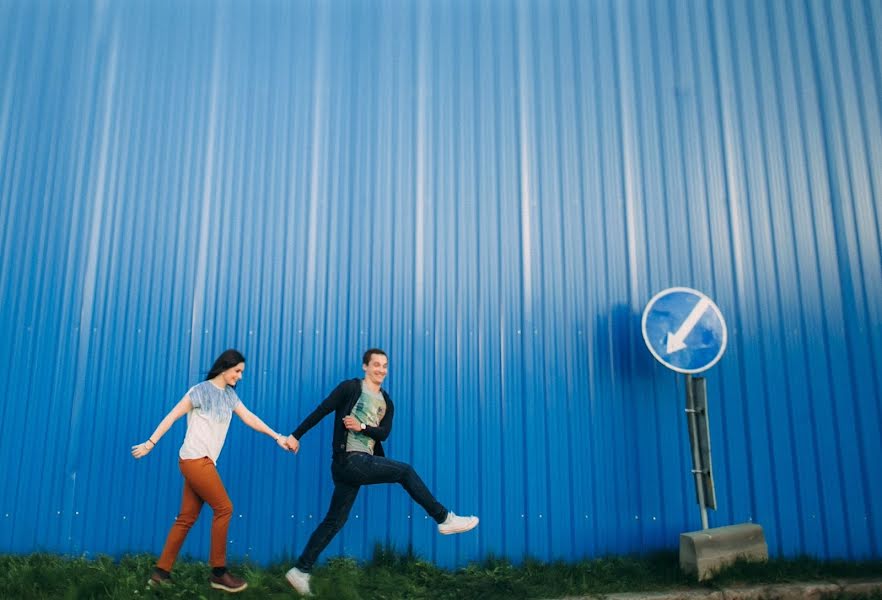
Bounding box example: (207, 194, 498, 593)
(1, 0, 880, 568)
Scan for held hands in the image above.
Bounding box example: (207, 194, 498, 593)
(342, 416, 363, 432)
(276, 434, 302, 453)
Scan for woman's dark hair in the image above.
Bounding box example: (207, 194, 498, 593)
(205, 349, 246, 381)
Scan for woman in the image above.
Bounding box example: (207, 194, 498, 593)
(131, 348, 289, 593)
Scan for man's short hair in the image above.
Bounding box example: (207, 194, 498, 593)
(362, 348, 387, 365)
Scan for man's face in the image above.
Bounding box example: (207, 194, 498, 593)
(362, 354, 388, 386)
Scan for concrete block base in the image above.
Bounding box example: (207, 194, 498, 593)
(680, 523, 768, 581)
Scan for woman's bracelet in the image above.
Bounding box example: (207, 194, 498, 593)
(146, 438, 156, 448)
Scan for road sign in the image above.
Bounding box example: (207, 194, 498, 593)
(641, 287, 727, 374)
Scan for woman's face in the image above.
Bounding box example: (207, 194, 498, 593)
(221, 362, 245, 387)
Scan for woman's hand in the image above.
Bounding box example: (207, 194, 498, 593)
(131, 440, 154, 459)
(276, 435, 292, 451)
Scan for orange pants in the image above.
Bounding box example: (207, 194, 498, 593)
(156, 457, 233, 570)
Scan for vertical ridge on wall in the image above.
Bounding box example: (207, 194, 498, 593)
(1, 0, 880, 567)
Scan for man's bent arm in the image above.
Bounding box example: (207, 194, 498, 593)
(363, 398, 394, 442)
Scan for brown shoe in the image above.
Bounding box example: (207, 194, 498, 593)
(209, 571, 248, 593)
(147, 568, 172, 588)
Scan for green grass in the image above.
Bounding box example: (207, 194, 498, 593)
(1, 548, 881, 599)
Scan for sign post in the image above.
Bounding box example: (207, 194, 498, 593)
(685, 374, 715, 528)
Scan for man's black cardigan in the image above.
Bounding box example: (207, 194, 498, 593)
(291, 378, 395, 461)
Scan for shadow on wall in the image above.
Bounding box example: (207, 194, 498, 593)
(594, 302, 657, 384)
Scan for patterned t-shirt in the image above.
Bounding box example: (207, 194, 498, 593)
(179, 380, 242, 464)
(345, 383, 387, 454)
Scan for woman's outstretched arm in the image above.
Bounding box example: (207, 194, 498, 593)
(233, 402, 290, 451)
(131, 396, 193, 459)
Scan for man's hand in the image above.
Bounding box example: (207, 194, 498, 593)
(343, 416, 363, 432)
(285, 435, 300, 453)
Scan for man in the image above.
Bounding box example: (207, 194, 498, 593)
(283, 348, 478, 596)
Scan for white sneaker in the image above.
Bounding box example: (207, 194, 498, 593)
(285, 566, 312, 596)
(437, 511, 479, 535)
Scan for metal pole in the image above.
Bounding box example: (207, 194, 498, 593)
(685, 374, 709, 530)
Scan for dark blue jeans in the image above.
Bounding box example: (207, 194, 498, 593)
(295, 452, 448, 572)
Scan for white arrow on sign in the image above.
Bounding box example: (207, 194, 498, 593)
(665, 297, 711, 354)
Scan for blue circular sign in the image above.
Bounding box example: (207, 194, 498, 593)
(641, 287, 727, 374)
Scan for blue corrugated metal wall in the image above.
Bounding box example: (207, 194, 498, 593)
(1, 0, 880, 568)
